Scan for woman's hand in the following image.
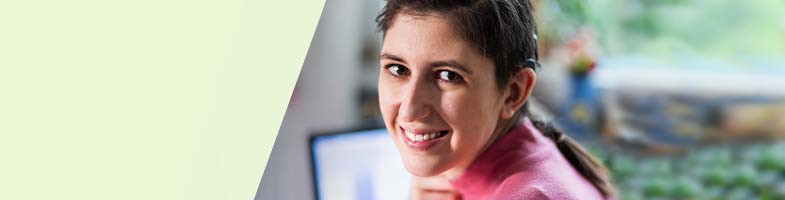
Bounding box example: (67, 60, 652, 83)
(410, 176, 461, 200)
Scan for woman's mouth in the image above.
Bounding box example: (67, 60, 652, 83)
(400, 126, 450, 151)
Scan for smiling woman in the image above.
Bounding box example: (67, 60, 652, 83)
(376, 0, 615, 199)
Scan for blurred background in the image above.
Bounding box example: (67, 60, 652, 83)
(257, 0, 785, 199)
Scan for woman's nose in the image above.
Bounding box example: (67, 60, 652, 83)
(398, 78, 435, 123)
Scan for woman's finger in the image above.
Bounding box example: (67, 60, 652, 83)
(411, 176, 461, 200)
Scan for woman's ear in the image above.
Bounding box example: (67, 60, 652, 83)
(500, 68, 536, 119)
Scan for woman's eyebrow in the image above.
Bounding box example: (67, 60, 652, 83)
(431, 60, 473, 75)
(380, 53, 406, 63)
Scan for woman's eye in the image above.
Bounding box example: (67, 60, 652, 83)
(387, 64, 409, 76)
(437, 70, 462, 82)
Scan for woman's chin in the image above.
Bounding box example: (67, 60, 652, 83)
(405, 166, 441, 177)
(402, 158, 448, 177)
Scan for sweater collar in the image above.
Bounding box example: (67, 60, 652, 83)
(450, 117, 553, 199)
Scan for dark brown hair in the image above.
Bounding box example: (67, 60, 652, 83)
(376, 0, 615, 198)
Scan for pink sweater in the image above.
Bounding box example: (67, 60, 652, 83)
(451, 118, 607, 200)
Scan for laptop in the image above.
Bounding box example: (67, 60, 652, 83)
(309, 127, 412, 200)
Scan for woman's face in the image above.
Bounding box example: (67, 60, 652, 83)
(378, 13, 507, 178)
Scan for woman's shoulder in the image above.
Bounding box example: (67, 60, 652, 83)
(490, 179, 550, 200)
(489, 166, 606, 200)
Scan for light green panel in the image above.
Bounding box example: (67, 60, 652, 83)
(0, 0, 324, 199)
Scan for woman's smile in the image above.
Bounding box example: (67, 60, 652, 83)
(399, 125, 451, 152)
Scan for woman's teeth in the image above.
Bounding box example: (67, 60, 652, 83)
(405, 130, 446, 142)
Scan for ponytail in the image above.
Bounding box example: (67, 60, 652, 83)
(522, 101, 617, 198)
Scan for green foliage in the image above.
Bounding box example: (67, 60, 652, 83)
(591, 141, 785, 199)
(543, 0, 785, 60)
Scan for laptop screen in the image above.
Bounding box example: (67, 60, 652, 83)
(310, 128, 412, 200)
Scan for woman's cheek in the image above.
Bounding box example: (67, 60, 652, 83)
(441, 95, 475, 132)
(378, 84, 401, 126)
(446, 96, 492, 151)
(441, 99, 472, 147)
